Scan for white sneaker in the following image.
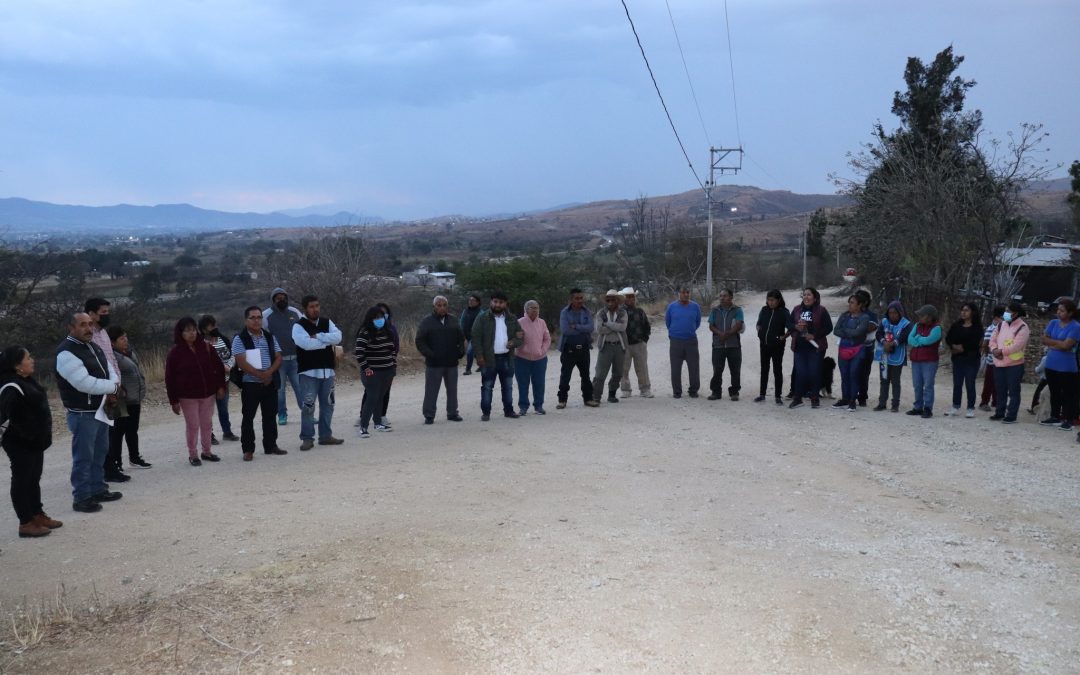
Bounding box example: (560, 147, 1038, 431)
(944, 407, 960, 417)
(621, 390, 632, 398)
(965, 409, 975, 418)
(641, 391, 654, 398)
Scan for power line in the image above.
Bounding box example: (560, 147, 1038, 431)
(619, 0, 705, 191)
(722, 0, 743, 147)
(664, 0, 711, 146)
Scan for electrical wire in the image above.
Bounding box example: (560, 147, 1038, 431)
(723, 0, 743, 147)
(619, 0, 706, 191)
(664, 0, 711, 146)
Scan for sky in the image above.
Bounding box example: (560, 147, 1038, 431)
(0, 0, 1077, 221)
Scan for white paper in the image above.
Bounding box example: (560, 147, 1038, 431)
(95, 395, 115, 427)
(245, 347, 265, 369)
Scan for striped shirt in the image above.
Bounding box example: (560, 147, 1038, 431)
(231, 331, 282, 384)
(354, 328, 397, 371)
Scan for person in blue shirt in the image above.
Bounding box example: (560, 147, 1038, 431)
(665, 286, 702, 398)
(1040, 297, 1080, 429)
(556, 289, 596, 409)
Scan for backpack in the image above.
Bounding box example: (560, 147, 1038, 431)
(229, 329, 279, 389)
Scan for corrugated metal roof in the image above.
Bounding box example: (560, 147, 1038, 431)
(999, 247, 1074, 268)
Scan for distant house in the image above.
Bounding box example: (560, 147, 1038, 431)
(402, 266, 456, 289)
(123, 260, 152, 268)
(995, 244, 1079, 307)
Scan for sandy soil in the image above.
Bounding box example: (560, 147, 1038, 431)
(1, 291, 1078, 673)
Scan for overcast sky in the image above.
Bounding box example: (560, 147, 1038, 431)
(0, 0, 1076, 221)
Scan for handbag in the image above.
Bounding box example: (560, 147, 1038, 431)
(838, 344, 862, 361)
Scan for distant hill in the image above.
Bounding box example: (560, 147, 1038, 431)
(0, 197, 381, 236)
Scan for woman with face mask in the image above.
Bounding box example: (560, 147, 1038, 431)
(354, 305, 397, 438)
(988, 301, 1030, 423)
(358, 302, 398, 429)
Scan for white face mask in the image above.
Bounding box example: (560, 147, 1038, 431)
(1003, 312, 1013, 323)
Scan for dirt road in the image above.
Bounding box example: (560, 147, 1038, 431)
(2, 292, 1078, 673)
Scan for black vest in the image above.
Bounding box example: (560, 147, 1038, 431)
(295, 317, 335, 373)
(55, 337, 111, 411)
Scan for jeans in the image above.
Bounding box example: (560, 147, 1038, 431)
(299, 375, 336, 441)
(108, 403, 142, 466)
(215, 389, 233, 435)
(857, 344, 874, 403)
(465, 342, 475, 372)
(480, 355, 514, 415)
(423, 366, 459, 419)
(710, 346, 742, 396)
(276, 357, 303, 418)
(669, 338, 700, 395)
(838, 349, 864, 402)
(558, 346, 593, 402)
(360, 368, 394, 428)
(67, 411, 109, 502)
(951, 358, 979, 410)
(6, 446, 44, 524)
(793, 348, 821, 400)
(980, 364, 996, 407)
(592, 343, 625, 399)
(910, 360, 939, 411)
(240, 381, 279, 453)
(759, 343, 784, 398)
(515, 356, 547, 411)
(993, 364, 1024, 420)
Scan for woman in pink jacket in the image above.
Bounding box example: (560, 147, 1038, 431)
(516, 300, 552, 415)
(988, 301, 1029, 424)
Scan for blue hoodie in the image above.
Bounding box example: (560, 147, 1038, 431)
(875, 300, 913, 366)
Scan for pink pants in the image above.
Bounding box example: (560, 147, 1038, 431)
(178, 396, 215, 458)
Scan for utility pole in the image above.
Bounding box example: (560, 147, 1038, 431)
(704, 146, 743, 293)
(802, 226, 808, 288)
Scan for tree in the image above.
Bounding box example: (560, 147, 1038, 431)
(263, 229, 390, 338)
(1068, 160, 1080, 237)
(835, 46, 1051, 311)
(455, 257, 578, 330)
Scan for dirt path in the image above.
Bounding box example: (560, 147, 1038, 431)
(2, 291, 1078, 673)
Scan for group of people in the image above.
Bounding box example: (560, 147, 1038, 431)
(2, 283, 1073, 543)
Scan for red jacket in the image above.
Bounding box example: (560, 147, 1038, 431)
(165, 338, 225, 404)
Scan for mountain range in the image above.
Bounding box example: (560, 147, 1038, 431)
(0, 198, 380, 236)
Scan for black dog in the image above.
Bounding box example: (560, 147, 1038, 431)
(820, 356, 836, 398)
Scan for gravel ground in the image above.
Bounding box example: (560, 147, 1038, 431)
(1, 291, 1078, 673)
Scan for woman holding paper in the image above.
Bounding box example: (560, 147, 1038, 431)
(165, 317, 226, 465)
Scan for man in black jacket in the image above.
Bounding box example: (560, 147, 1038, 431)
(416, 295, 466, 424)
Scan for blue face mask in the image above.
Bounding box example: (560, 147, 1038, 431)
(373, 318, 386, 329)
(1002, 312, 1013, 323)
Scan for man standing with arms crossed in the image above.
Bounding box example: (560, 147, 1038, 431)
(55, 312, 123, 512)
(292, 295, 344, 451)
(592, 290, 628, 404)
(619, 286, 653, 398)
